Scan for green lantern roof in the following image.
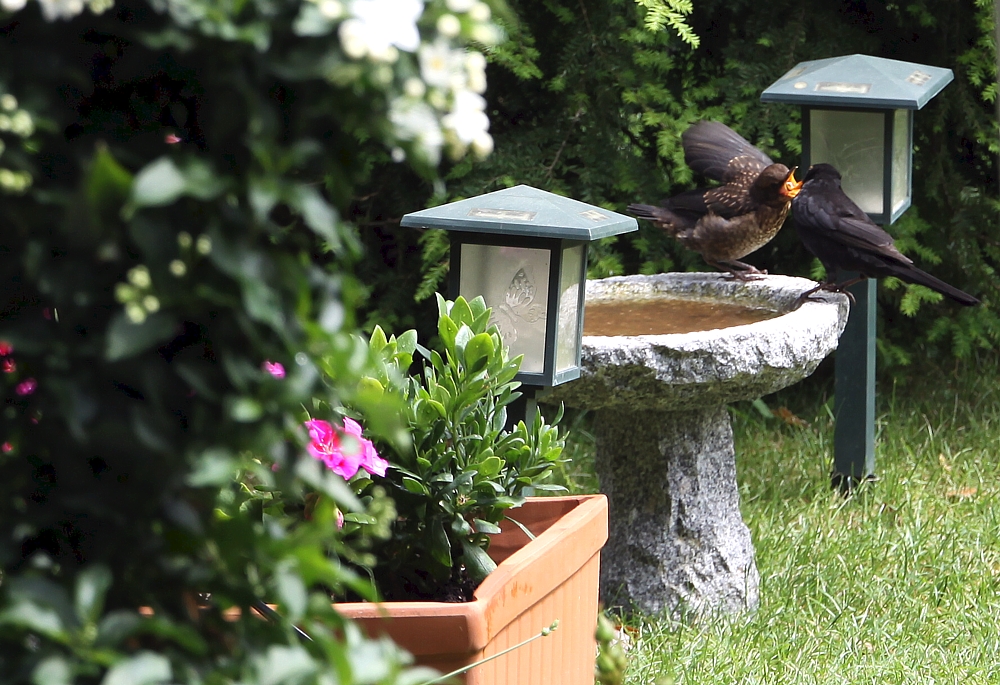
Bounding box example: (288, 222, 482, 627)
(760, 54, 953, 110)
(400, 184, 638, 241)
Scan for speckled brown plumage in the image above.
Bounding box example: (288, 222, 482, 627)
(628, 121, 802, 279)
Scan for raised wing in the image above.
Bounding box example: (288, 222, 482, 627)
(682, 121, 774, 183)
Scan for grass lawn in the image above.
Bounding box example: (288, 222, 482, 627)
(555, 355, 1000, 684)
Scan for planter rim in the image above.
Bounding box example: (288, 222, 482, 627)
(335, 494, 608, 654)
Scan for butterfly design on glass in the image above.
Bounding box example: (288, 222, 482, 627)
(489, 267, 544, 344)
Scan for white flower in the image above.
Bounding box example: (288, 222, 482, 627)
(471, 131, 494, 157)
(442, 90, 489, 145)
(436, 13, 461, 38)
(317, 0, 343, 18)
(465, 51, 487, 93)
(0, 0, 27, 11)
(125, 302, 146, 324)
(389, 98, 444, 163)
(471, 22, 500, 44)
(36, 0, 85, 20)
(87, 0, 113, 14)
(404, 77, 426, 98)
(127, 265, 151, 289)
(419, 39, 465, 90)
(445, 0, 473, 11)
(0, 94, 16, 111)
(468, 1, 490, 22)
(339, 19, 370, 59)
(340, 0, 423, 61)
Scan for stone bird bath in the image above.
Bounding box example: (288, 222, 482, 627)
(541, 273, 849, 618)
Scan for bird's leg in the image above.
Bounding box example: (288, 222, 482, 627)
(792, 282, 832, 308)
(793, 277, 867, 308)
(726, 258, 767, 275)
(710, 259, 765, 281)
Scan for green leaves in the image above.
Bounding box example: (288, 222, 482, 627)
(128, 157, 226, 211)
(75, 566, 113, 627)
(101, 652, 172, 685)
(464, 333, 495, 374)
(634, 0, 700, 47)
(130, 158, 185, 208)
(361, 296, 566, 598)
(104, 312, 178, 361)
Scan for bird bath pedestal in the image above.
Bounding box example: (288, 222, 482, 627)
(541, 273, 849, 618)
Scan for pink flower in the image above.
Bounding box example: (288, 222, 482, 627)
(15, 378, 36, 396)
(1, 442, 12, 453)
(336, 509, 345, 530)
(0, 341, 11, 356)
(304, 417, 389, 480)
(262, 361, 285, 379)
(165, 133, 182, 144)
(305, 418, 362, 480)
(342, 418, 390, 477)
(2, 359, 15, 373)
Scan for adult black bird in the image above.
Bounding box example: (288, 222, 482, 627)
(628, 121, 802, 280)
(792, 163, 979, 306)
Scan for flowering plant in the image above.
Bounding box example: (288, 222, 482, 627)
(327, 294, 568, 601)
(0, 0, 506, 680)
(305, 417, 389, 480)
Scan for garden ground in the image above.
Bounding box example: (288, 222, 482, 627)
(553, 353, 1000, 684)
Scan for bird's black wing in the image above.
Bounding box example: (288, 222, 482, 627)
(682, 121, 773, 183)
(795, 189, 912, 265)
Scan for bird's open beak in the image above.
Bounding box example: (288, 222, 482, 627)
(782, 167, 803, 198)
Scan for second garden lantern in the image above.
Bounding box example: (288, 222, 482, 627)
(761, 53, 953, 225)
(401, 185, 637, 389)
(761, 54, 953, 487)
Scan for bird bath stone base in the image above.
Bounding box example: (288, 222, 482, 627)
(542, 273, 849, 618)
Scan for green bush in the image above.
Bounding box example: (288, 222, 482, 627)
(0, 0, 502, 681)
(357, 0, 997, 366)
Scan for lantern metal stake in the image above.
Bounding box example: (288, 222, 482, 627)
(762, 54, 953, 489)
(401, 185, 637, 424)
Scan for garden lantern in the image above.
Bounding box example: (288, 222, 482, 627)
(761, 54, 953, 487)
(401, 185, 637, 389)
(761, 54, 953, 225)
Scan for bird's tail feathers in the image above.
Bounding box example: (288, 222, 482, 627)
(626, 203, 688, 236)
(894, 265, 980, 306)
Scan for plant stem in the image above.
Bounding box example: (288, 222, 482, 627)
(418, 620, 559, 685)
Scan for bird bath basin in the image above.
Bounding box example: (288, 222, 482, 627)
(541, 273, 849, 618)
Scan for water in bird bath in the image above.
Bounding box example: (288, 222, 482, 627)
(583, 298, 779, 337)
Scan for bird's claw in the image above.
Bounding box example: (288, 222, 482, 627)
(792, 283, 856, 309)
(727, 271, 764, 282)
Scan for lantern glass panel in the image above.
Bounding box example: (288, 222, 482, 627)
(459, 243, 550, 373)
(809, 109, 885, 215)
(554, 244, 584, 373)
(891, 108, 911, 217)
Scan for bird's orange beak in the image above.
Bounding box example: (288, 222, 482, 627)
(782, 167, 803, 198)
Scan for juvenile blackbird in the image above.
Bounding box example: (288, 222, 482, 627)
(792, 163, 979, 306)
(628, 121, 803, 279)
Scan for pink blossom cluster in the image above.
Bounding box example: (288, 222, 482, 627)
(304, 417, 388, 480)
(262, 360, 285, 379)
(1, 341, 36, 396)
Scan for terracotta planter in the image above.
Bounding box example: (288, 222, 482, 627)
(336, 494, 608, 685)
